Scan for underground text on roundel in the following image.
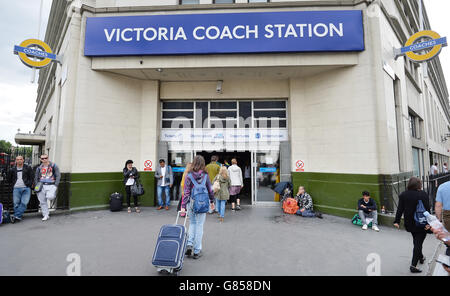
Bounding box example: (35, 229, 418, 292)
(84, 10, 365, 56)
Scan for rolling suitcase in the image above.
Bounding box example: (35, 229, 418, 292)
(109, 192, 123, 212)
(152, 211, 188, 275)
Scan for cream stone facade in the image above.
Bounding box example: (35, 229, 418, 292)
(27, 0, 449, 214)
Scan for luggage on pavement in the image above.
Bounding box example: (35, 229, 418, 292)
(351, 213, 373, 227)
(109, 192, 123, 212)
(0, 203, 15, 224)
(152, 211, 188, 275)
(282, 197, 299, 215)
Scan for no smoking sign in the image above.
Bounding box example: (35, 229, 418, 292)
(295, 160, 305, 172)
(144, 160, 153, 171)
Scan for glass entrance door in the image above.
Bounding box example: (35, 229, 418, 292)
(253, 151, 280, 203)
(168, 151, 193, 202)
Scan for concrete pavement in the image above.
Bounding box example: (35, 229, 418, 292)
(0, 205, 440, 276)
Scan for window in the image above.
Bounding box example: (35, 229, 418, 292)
(409, 113, 417, 139)
(210, 101, 238, 129)
(162, 101, 194, 129)
(214, 0, 234, 3)
(180, 0, 199, 4)
(408, 111, 423, 140)
(161, 100, 287, 129)
(412, 147, 421, 177)
(253, 101, 287, 129)
(248, 0, 269, 2)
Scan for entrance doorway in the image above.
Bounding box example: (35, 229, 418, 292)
(197, 151, 252, 205)
(167, 149, 282, 206)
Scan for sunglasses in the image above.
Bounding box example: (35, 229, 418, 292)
(40, 157, 48, 160)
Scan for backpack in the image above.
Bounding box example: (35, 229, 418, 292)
(351, 214, 372, 227)
(188, 173, 210, 214)
(414, 200, 427, 227)
(282, 198, 299, 215)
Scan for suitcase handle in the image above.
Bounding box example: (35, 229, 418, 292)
(175, 211, 188, 227)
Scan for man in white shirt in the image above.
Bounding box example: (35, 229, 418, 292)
(430, 163, 439, 175)
(443, 162, 448, 174)
(155, 159, 173, 210)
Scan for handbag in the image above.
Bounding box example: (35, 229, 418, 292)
(131, 180, 145, 196)
(213, 177, 220, 194)
(34, 182, 43, 193)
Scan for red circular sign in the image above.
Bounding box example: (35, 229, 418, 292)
(296, 160, 304, 169)
(144, 160, 152, 168)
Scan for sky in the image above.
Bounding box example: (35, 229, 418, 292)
(0, 0, 52, 144)
(0, 0, 449, 145)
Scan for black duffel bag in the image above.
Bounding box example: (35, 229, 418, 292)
(109, 192, 123, 212)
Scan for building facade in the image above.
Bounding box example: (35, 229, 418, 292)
(22, 0, 450, 217)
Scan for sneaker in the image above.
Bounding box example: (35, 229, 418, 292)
(419, 256, 426, 265)
(236, 205, 241, 211)
(410, 266, 422, 273)
(157, 206, 163, 210)
(362, 224, 368, 230)
(165, 206, 169, 211)
(372, 225, 380, 232)
(42, 215, 50, 221)
(185, 246, 193, 257)
(315, 212, 323, 219)
(231, 208, 236, 212)
(193, 251, 203, 259)
(14, 216, 22, 222)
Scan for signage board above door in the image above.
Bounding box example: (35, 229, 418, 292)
(84, 10, 364, 56)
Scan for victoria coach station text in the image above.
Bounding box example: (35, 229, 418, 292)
(104, 23, 346, 42)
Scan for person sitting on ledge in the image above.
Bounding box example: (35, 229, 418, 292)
(358, 191, 380, 232)
(295, 186, 322, 219)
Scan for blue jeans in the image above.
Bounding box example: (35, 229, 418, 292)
(13, 187, 31, 219)
(157, 185, 171, 207)
(216, 200, 226, 218)
(296, 209, 316, 217)
(187, 204, 207, 254)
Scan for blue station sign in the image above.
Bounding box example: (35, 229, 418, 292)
(84, 10, 364, 56)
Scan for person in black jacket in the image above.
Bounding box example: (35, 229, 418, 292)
(394, 177, 432, 273)
(357, 191, 379, 231)
(123, 160, 140, 213)
(7, 156, 34, 221)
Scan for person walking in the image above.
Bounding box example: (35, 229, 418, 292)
(123, 160, 141, 213)
(177, 162, 192, 217)
(180, 155, 215, 259)
(443, 162, 448, 174)
(34, 154, 61, 221)
(228, 158, 243, 211)
(7, 156, 33, 221)
(155, 159, 173, 210)
(205, 155, 221, 214)
(394, 177, 432, 273)
(430, 162, 439, 175)
(435, 180, 450, 231)
(213, 166, 231, 223)
(243, 161, 251, 198)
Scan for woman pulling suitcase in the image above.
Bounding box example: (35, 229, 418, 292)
(180, 155, 215, 259)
